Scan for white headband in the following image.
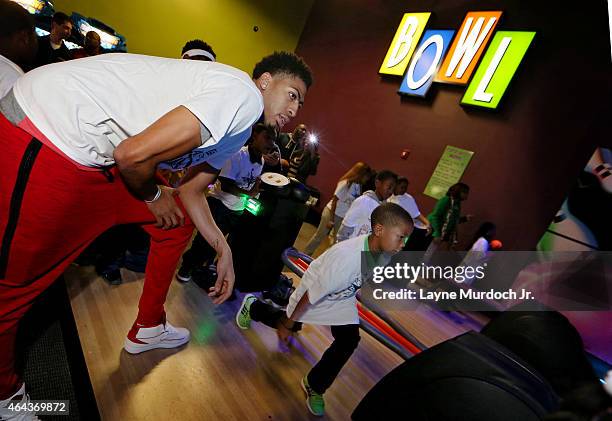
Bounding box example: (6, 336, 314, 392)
(182, 49, 216, 61)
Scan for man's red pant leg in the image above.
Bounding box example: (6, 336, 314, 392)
(0, 118, 121, 397)
(114, 174, 195, 327)
(0, 117, 195, 398)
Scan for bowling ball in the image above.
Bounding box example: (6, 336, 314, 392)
(400, 149, 411, 160)
(490, 240, 503, 249)
(291, 183, 310, 203)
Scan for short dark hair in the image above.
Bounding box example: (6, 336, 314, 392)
(371, 203, 414, 230)
(471, 222, 496, 245)
(52, 12, 71, 26)
(251, 123, 277, 140)
(447, 182, 470, 199)
(396, 176, 409, 185)
(375, 170, 398, 183)
(0, 0, 34, 38)
(181, 39, 216, 59)
(252, 51, 313, 88)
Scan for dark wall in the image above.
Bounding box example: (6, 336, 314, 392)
(294, 0, 611, 250)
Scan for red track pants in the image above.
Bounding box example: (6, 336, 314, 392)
(0, 114, 194, 397)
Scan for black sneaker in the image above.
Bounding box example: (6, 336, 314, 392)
(176, 264, 193, 283)
(192, 266, 216, 291)
(194, 265, 236, 301)
(262, 289, 294, 309)
(262, 274, 295, 309)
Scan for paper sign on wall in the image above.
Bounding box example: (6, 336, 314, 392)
(424, 146, 474, 199)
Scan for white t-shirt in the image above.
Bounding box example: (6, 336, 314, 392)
(470, 237, 490, 253)
(338, 191, 381, 239)
(388, 193, 426, 229)
(326, 180, 361, 218)
(13, 53, 263, 169)
(459, 237, 491, 285)
(0, 55, 24, 99)
(208, 146, 263, 211)
(286, 235, 368, 325)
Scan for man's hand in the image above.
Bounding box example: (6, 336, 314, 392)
(207, 246, 235, 304)
(263, 151, 280, 166)
(145, 186, 185, 229)
(179, 163, 237, 305)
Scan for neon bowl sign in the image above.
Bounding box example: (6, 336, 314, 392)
(380, 11, 535, 109)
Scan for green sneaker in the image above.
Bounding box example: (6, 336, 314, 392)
(301, 376, 325, 416)
(236, 294, 257, 329)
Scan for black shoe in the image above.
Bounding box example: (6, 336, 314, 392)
(74, 252, 97, 266)
(123, 249, 149, 273)
(262, 290, 293, 309)
(192, 266, 216, 291)
(100, 269, 122, 285)
(262, 274, 295, 309)
(176, 264, 193, 283)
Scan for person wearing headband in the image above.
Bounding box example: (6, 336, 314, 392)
(181, 39, 216, 61)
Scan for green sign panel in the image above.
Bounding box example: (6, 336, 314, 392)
(461, 31, 536, 109)
(424, 146, 474, 199)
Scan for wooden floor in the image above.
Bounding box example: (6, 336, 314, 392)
(65, 224, 481, 420)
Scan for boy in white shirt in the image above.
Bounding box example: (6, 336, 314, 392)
(303, 162, 372, 256)
(388, 176, 431, 250)
(236, 202, 413, 416)
(336, 170, 397, 242)
(176, 124, 275, 283)
(460, 222, 497, 286)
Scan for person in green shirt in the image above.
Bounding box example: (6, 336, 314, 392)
(427, 183, 472, 251)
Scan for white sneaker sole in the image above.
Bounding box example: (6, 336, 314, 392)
(175, 274, 192, 283)
(123, 334, 190, 354)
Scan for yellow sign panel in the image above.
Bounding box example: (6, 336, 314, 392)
(379, 13, 431, 76)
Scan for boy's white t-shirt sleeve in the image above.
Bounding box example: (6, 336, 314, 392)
(471, 237, 489, 252)
(406, 195, 421, 218)
(341, 197, 362, 227)
(333, 180, 348, 199)
(181, 75, 262, 143)
(390, 194, 421, 219)
(168, 73, 262, 171)
(305, 247, 354, 304)
(181, 73, 262, 170)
